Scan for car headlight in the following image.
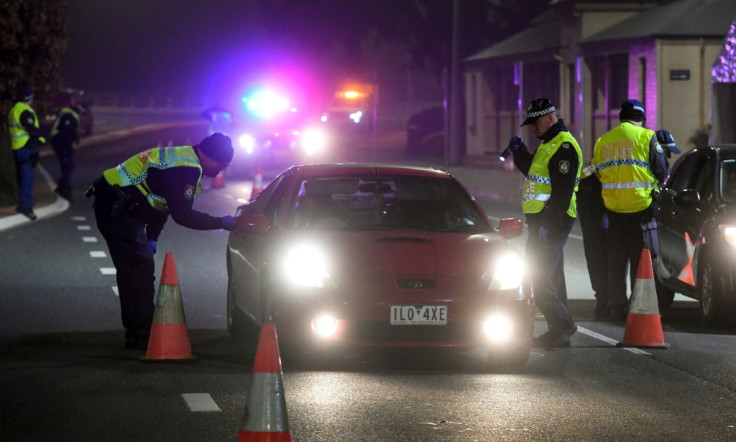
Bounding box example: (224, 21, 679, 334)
(483, 251, 524, 291)
(238, 133, 256, 154)
(280, 243, 337, 289)
(301, 128, 327, 155)
(720, 225, 736, 248)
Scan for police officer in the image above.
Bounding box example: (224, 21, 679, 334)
(88, 133, 239, 349)
(577, 162, 609, 319)
(593, 100, 668, 321)
(655, 129, 681, 170)
(8, 88, 46, 220)
(508, 98, 582, 348)
(50, 93, 81, 201)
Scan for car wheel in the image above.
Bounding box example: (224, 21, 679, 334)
(698, 254, 730, 326)
(655, 280, 676, 311)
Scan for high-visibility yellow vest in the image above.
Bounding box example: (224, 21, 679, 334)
(103, 145, 203, 212)
(593, 122, 658, 213)
(522, 131, 582, 217)
(8, 102, 45, 150)
(50, 106, 80, 138)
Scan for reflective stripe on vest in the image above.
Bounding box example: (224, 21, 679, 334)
(51, 107, 80, 137)
(102, 146, 203, 212)
(8, 102, 45, 150)
(522, 131, 582, 217)
(593, 122, 657, 213)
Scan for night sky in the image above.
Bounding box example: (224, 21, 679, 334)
(61, 0, 324, 108)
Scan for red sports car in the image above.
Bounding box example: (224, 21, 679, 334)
(226, 163, 533, 366)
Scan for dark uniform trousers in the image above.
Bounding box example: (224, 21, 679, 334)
(92, 181, 155, 340)
(51, 139, 74, 199)
(605, 208, 658, 311)
(526, 212, 576, 332)
(577, 179, 609, 312)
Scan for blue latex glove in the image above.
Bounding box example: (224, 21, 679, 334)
(508, 136, 524, 151)
(148, 240, 157, 254)
(539, 226, 549, 244)
(222, 215, 237, 231)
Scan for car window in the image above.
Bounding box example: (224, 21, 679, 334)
(286, 175, 490, 232)
(720, 159, 736, 203)
(667, 154, 701, 193)
(693, 154, 715, 202)
(238, 174, 284, 217)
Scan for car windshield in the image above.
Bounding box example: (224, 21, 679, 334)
(720, 158, 736, 203)
(286, 175, 490, 233)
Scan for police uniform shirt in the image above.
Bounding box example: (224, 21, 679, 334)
(18, 108, 45, 150)
(126, 166, 224, 240)
(52, 109, 80, 146)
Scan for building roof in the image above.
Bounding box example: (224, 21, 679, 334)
(465, 22, 562, 62)
(582, 0, 736, 42)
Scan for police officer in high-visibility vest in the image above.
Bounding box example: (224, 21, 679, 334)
(87, 133, 238, 349)
(8, 88, 46, 220)
(593, 99, 668, 321)
(50, 93, 81, 201)
(507, 98, 582, 348)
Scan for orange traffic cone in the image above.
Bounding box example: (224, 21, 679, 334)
(251, 164, 263, 198)
(141, 253, 197, 362)
(237, 323, 291, 442)
(212, 170, 225, 189)
(617, 249, 669, 349)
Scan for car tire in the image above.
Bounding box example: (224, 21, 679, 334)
(655, 280, 676, 311)
(698, 253, 731, 326)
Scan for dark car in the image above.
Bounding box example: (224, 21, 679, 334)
(655, 144, 736, 325)
(226, 163, 533, 367)
(406, 106, 445, 157)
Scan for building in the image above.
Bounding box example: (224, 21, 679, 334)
(463, 0, 736, 164)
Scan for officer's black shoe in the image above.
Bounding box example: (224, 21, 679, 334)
(15, 206, 37, 221)
(124, 336, 139, 349)
(533, 324, 577, 349)
(593, 305, 610, 321)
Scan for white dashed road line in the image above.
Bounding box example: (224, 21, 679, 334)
(181, 393, 221, 412)
(76, 225, 91, 231)
(82, 236, 98, 242)
(89, 251, 107, 258)
(577, 326, 650, 355)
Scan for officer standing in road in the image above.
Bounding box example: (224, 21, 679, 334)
(8, 88, 46, 220)
(87, 132, 239, 349)
(593, 100, 668, 321)
(50, 93, 81, 201)
(577, 162, 609, 319)
(507, 98, 582, 348)
(655, 129, 681, 170)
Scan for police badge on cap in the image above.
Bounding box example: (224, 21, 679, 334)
(521, 98, 556, 127)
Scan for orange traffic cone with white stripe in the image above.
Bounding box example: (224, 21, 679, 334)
(141, 253, 197, 362)
(237, 323, 291, 441)
(617, 248, 669, 349)
(212, 170, 225, 188)
(251, 164, 263, 199)
(677, 232, 695, 285)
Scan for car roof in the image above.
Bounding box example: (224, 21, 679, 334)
(286, 163, 454, 179)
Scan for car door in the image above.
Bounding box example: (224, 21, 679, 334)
(658, 150, 715, 290)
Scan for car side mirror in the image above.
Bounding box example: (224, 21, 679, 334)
(675, 188, 702, 208)
(236, 214, 270, 234)
(497, 217, 524, 239)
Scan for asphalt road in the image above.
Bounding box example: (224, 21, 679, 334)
(1, 116, 735, 441)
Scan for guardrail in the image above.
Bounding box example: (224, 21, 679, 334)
(86, 94, 206, 112)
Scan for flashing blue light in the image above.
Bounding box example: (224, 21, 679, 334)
(243, 89, 291, 118)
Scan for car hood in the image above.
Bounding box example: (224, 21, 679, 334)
(276, 230, 513, 279)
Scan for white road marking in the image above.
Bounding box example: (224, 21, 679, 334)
(72, 216, 86, 221)
(577, 326, 650, 355)
(76, 225, 91, 231)
(82, 236, 98, 242)
(100, 267, 116, 275)
(89, 251, 107, 258)
(112, 286, 118, 296)
(181, 393, 221, 412)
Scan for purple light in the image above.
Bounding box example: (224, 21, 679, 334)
(712, 20, 736, 83)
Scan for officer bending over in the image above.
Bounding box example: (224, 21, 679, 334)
(88, 133, 238, 349)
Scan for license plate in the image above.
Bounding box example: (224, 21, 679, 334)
(390, 305, 447, 325)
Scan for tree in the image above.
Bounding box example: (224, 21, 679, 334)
(0, 0, 68, 207)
